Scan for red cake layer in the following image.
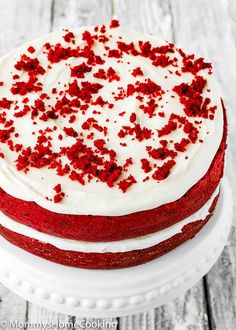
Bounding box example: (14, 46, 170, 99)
(0, 192, 219, 269)
(0, 102, 227, 242)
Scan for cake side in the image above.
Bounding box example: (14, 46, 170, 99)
(0, 187, 219, 269)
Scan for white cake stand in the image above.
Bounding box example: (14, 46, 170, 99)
(0, 179, 233, 317)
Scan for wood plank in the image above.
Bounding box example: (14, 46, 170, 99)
(0, 0, 53, 325)
(52, 0, 112, 31)
(0, 284, 27, 327)
(170, 1, 236, 330)
(154, 283, 209, 330)
(119, 282, 208, 330)
(119, 311, 155, 330)
(26, 305, 70, 330)
(205, 244, 236, 330)
(0, 0, 53, 55)
(113, 0, 173, 40)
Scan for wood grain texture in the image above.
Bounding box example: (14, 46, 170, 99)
(0, 0, 235, 329)
(0, 0, 53, 327)
(0, 0, 53, 55)
(0, 285, 27, 328)
(170, 1, 236, 329)
(26, 305, 71, 330)
(52, 0, 112, 31)
(113, 0, 173, 40)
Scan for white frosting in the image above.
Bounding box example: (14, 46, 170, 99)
(0, 186, 219, 253)
(0, 24, 223, 216)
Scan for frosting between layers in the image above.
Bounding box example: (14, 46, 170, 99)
(0, 25, 223, 215)
(0, 186, 219, 252)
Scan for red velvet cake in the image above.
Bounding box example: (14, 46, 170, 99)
(0, 20, 227, 269)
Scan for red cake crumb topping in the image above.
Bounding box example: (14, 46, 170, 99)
(147, 145, 177, 160)
(173, 76, 216, 119)
(70, 63, 92, 78)
(63, 31, 75, 44)
(141, 159, 151, 173)
(179, 50, 212, 74)
(118, 175, 136, 192)
(45, 43, 79, 63)
(53, 184, 65, 203)
(54, 184, 62, 193)
(0, 98, 13, 109)
(0, 21, 218, 195)
(27, 46, 35, 54)
(132, 67, 144, 77)
(118, 124, 152, 141)
(152, 159, 176, 181)
(110, 20, 120, 29)
(11, 78, 43, 95)
(129, 113, 136, 123)
(14, 55, 45, 75)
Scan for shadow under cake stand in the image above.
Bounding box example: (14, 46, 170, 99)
(0, 179, 233, 317)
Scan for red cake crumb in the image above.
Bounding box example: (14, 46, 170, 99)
(11, 77, 43, 95)
(27, 46, 35, 54)
(63, 31, 75, 44)
(70, 63, 92, 78)
(129, 112, 136, 123)
(0, 98, 13, 109)
(152, 159, 176, 181)
(181, 54, 212, 75)
(139, 99, 158, 118)
(53, 192, 65, 203)
(53, 184, 62, 193)
(14, 55, 45, 75)
(132, 67, 144, 77)
(93, 68, 107, 79)
(53, 184, 65, 203)
(118, 175, 137, 193)
(174, 138, 190, 152)
(110, 20, 120, 29)
(45, 43, 79, 63)
(118, 124, 152, 141)
(107, 67, 120, 82)
(152, 54, 173, 67)
(63, 127, 78, 137)
(147, 145, 177, 160)
(108, 49, 121, 58)
(141, 158, 151, 173)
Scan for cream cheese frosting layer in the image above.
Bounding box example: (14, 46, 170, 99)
(0, 22, 223, 216)
(0, 186, 219, 253)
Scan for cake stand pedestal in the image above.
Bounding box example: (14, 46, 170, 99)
(0, 179, 233, 317)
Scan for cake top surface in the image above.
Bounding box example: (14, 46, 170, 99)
(0, 20, 223, 215)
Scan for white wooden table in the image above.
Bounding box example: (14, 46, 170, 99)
(0, 0, 235, 329)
